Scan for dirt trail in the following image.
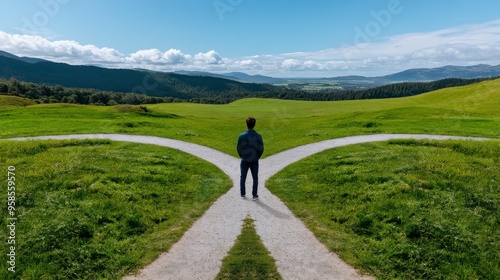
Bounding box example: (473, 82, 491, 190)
(8, 134, 493, 279)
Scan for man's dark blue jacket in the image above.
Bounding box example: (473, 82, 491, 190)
(237, 129, 264, 163)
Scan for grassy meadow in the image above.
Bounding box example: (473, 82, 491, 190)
(267, 140, 499, 279)
(0, 78, 499, 279)
(0, 140, 231, 279)
(0, 78, 499, 156)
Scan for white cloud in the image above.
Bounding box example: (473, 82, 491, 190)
(0, 31, 125, 64)
(2, 19, 500, 77)
(129, 48, 189, 65)
(281, 59, 302, 70)
(129, 49, 163, 63)
(238, 59, 263, 70)
(164, 49, 189, 64)
(194, 50, 223, 65)
(304, 60, 321, 70)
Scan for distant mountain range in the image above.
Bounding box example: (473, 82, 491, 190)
(0, 51, 274, 99)
(174, 70, 288, 85)
(176, 65, 500, 87)
(1, 50, 500, 95)
(381, 64, 500, 82)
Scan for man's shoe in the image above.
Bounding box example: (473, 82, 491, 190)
(252, 196, 259, 201)
(241, 195, 246, 199)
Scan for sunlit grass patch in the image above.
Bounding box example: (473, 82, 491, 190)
(267, 140, 499, 279)
(0, 140, 232, 279)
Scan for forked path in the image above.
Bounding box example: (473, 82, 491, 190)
(8, 134, 494, 279)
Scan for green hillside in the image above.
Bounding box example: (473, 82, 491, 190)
(0, 55, 275, 99)
(147, 78, 500, 118)
(1, 78, 499, 155)
(411, 78, 500, 114)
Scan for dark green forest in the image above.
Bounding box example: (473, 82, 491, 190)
(0, 77, 496, 105)
(0, 55, 275, 100)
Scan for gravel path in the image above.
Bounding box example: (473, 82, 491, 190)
(7, 134, 494, 280)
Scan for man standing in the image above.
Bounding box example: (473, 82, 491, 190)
(237, 117, 264, 200)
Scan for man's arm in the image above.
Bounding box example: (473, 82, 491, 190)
(257, 134, 264, 158)
(236, 134, 244, 158)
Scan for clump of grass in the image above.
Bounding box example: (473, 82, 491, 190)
(267, 140, 500, 279)
(114, 105, 147, 113)
(0, 95, 36, 107)
(0, 140, 232, 279)
(216, 217, 283, 280)
(114, 104, 178, 119)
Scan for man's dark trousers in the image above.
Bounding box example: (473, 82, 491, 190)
(240, 160, 259, 197)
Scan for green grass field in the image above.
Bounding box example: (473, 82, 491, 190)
(267, 140, 499, 279)
(0, 79, 499, 279)
(1, 79, 499, 156)
(0, 140, 231, 279)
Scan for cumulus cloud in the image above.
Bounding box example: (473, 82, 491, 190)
(238, 59, 263, 70)
(303, 61, 321, 70)
(281, 59, 302, 70)
(0, 31, 126, 64)
(194, 50, 223, 65)
(164, 49, 189, 64)
(129, 49, 163, 63)
(129, 48, 189, 65)
(2, 19, 500, 77)
(229, 19, 500, 76)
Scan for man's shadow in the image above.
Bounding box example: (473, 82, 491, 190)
(253, 199, 291, 220)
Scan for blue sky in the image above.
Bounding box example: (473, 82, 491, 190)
(1, 0, 500, 77)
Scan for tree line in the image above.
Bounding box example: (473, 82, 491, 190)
(0, 78, 174, 105)
(0, 77, 497, 105)
(245, 77, 499, 101)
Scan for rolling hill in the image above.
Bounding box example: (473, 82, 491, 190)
(1, 50, 499, 100)
(0, 53, 275, 99)
(410, 76, 500, 115)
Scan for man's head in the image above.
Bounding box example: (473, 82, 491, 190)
(246, 117, 256, 129)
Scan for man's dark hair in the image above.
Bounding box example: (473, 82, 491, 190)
(246, 117, 256, 129)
